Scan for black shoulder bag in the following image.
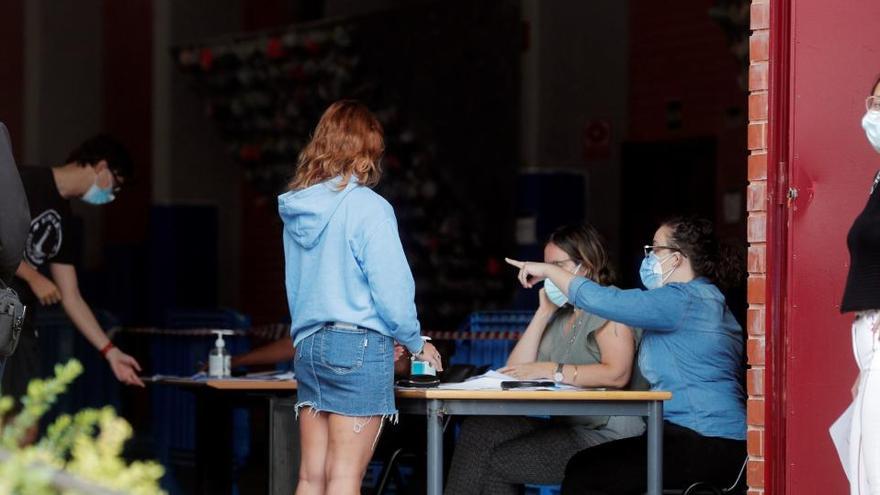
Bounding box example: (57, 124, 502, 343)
(0, 279, 25, 357)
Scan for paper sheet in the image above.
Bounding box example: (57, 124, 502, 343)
(144, 371, 296, 382)
(437, 370, 581, 391)
(830, 402, 854, 483)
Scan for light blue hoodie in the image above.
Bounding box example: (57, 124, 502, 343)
(278, 177, 424, 354)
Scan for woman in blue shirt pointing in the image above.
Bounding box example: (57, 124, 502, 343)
(506, 217, 746, 494)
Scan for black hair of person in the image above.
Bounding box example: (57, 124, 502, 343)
(662, 216, 745, 291)
(547, 224, 616, 286)
(65, 134, 134, 182)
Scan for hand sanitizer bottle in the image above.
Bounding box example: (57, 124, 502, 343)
(209, 330, 232, 378)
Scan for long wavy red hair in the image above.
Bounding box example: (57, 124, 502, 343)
(289, 100, 384, 191)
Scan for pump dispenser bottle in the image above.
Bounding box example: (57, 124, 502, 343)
(209, 330, 233, 378)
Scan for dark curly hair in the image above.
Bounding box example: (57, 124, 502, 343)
(66, 134, 133, 182)
(547, 224, 616, 286)
(662, 216, 744, 290)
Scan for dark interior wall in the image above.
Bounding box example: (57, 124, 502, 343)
(522, 0, 629, 258)
(629, 1, 746, 139)
(22, 0, 104, 162)
(236, 0, 310, 324)
(361, 1, 521, 254)
(159, 0, 244, 309)
(624, 0, 748, 308)
(628, 0, 748, 244)
(103, 0, 153, 247)
(0, 0, 24, 156)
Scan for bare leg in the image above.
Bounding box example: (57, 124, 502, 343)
(295, 408, 329, 495)
(325, 413, 383, 495)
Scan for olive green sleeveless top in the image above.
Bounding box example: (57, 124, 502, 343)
(536, 307, 648, 430)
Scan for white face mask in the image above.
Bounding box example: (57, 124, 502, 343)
(639, 253, 677, 289)
(544, 264, 581, 307)
(81, 169, 116, 205)
(862, 110, 880, 153)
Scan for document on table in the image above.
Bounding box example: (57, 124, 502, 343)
(242, 370, 296, 381)
(437, 370, 581, 391)
(144, 371, 295, 382)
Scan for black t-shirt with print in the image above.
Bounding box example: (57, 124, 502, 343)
(12, 166, 79, 306)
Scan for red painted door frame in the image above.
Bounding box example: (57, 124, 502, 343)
(765, 0, 790, 491)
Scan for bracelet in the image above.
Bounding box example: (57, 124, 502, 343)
(100, 342, 115, 357)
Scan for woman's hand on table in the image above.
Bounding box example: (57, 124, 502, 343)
(498, 362, 555, 380)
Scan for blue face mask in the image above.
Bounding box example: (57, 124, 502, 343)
(544, 264, 581, 307)
(639, 253, 676, 290)
(81, 172, 116, 205)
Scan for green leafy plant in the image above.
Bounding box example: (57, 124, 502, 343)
(0, 359, 165, 495)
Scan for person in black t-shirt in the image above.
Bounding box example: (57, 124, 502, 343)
(7, 135, 143, 406)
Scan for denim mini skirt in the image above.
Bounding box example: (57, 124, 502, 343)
(294, 324, 397, 418)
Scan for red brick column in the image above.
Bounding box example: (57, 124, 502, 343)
(746, 1, 770, 493)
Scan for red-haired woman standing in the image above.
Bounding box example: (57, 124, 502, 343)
(279, 100, 442, 494)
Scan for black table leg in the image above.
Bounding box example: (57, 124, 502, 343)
(194, 390, 235, 494)
(269, 397, 299, 495)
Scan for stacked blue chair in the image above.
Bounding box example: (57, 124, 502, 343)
(450, 310, 533, 370)
(525, 486, 561, 495)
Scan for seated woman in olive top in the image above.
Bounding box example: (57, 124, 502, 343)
(444, 224, 647, 495)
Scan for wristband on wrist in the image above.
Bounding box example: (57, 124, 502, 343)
(100, 342, 115, 357)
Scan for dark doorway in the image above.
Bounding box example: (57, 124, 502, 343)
(618, 138, 718, 290)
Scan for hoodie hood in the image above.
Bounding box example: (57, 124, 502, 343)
(278, 176, 359, 249)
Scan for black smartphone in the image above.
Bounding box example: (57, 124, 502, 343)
(500, 380, 555, 390)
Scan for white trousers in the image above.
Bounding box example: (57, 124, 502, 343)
(850, 310, 880, 495)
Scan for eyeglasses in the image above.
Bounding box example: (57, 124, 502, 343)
(867, 96, 880, 113)
(643, 245, 681, 257)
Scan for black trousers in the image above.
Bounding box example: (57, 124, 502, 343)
(561, 421, 746, 495)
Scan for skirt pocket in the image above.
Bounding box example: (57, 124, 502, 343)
(320, 326, 368, 375)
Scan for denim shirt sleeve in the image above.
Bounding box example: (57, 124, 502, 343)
(567, 277, 691, 332)
(357, 216, 424, 354)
